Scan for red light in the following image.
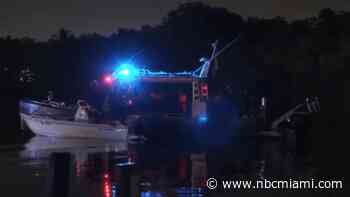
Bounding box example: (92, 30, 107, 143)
(179, 94, 187, 103)
(200, 84, 208, 96)
(104, 75, 114, 85)
(105, 76, 112, 83)
(103, 175, 111, 197)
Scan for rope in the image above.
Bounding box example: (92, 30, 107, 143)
(213, 34, 241, 59)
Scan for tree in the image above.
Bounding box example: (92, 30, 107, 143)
(49, 28, 75, 42)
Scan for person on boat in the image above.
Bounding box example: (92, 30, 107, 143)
(47, 91, 54, 101)
(75, 100, 98, 122)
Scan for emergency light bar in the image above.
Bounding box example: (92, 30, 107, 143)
(112, 64, 203, 80)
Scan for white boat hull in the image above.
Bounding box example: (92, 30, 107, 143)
(20, 113, 128, 141)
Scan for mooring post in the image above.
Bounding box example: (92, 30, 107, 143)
(256, 96, 267, 133)
(20, 116, 25, 130)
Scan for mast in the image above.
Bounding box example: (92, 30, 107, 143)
(198, 40, 218, 78)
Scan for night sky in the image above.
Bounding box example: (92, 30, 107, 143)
(1, 0, 350, 40)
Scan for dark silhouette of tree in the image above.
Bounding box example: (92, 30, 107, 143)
(49, 28, 76, 42)
(0, 3, 347, 150)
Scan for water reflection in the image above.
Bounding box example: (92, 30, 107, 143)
(20, 136, 128, 160)
(17, 136, 209, 197)
(1, 130, 315, 197)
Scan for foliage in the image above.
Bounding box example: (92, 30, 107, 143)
(0, 3, 346, 116)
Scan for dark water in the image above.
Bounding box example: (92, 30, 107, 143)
(0, 131, 341, 197)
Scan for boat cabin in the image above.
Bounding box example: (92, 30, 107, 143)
(111, 73, 209, 124)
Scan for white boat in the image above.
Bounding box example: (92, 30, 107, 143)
(19, 99, 75, 120)
(20, 113, 128, 141)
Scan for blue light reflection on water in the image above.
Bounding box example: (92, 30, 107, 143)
(1, 114, 300, 197)
(141, 191, 166, 197)
(175, 187, 205, 196)
(140, 187, 205, 197)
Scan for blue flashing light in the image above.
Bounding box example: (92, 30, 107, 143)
(110, 63, 206, 83)
(113, 63, 140, 82)
(198, 114, 208, 124)
(119, 69, 129, 76)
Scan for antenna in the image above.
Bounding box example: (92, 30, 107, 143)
(213, 34, 241, 59)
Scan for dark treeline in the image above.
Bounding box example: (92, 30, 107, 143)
(1, 2, 347, 117)
(1, 3, 347, 104)
(0, 2, 347, 176)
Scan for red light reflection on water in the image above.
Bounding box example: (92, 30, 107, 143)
(103, 172, 111, 197)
